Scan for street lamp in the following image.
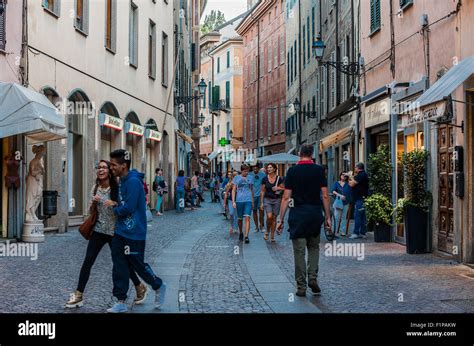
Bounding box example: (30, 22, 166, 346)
(312, 37, 360, 76)
(198, 113, 205, 125)
(312, 39, 326, 61)
(293, 98, 319, 119)
(293, 98, 301, 113)
(175, 79, 208, 104)
(197, 78, 207, 96)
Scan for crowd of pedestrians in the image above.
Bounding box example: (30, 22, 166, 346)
(67, 144, 371, 309)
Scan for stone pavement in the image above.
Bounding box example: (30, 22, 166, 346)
(0, 195, 473, 313)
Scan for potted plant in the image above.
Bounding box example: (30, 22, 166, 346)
(366, 144, 393, 242)
(364, 194, 392, 242)
(394, 149, 431, 254)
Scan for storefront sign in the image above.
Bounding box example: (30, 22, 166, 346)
(125, 122, 145, 137)
(99, 113, 123, 131)
(402, 101, 446, 127)
(364, 97, 390, 129)
(146, 129, 162, 142)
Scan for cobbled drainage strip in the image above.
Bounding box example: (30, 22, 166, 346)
(178, 229, 273, 313)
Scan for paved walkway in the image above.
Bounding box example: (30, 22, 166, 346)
(0, 195, 473, 313)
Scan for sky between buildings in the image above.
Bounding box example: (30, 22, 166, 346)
(201, 0, 248, 24)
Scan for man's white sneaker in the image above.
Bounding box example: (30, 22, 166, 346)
(349, 234, 361, 239)
(361, 234, 367, 239)
(154, 283, 167, 310)
(107, 301, 128, 313)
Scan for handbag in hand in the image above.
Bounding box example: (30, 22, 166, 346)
(79, 184, 99, 240)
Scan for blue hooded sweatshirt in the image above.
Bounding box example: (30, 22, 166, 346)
(113, 169, 147, 241)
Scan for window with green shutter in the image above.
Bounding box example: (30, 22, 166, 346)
(212, 85, 220, 109)
(217, 57, 220, 73)
(400, 0, 413, 9)
(225, 81, 230, 108)
(227, 51, 230, 68)
(208, 81, 212, 107)
(0, 3, 5, 51)
(370, 0, 381, 34)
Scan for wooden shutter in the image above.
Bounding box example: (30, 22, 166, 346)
(106, 0, 112, 48)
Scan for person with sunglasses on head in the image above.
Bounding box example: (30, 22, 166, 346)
(65, 160, 146, 309)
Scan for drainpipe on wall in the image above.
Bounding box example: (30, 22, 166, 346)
(297, 0, 302, 150)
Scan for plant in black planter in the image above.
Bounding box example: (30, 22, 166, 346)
(394, 149, 431, 254)
(365, 194, 392, 242)
(367, 144, 392, 199)
(366, 144, 393, 242)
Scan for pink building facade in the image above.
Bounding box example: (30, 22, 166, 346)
(236, 0, 286, 156)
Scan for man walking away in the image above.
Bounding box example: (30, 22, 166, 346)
(249, 164, 266, 232)
(349, 162, 369, 239)
(232, 164, 254, 244)
(107, 149, 166, 313)
(277, 145, 331, 297)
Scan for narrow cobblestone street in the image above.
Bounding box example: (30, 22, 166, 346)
(0, 194, 473, 314)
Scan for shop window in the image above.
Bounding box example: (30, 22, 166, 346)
(406, 134, 415, 153)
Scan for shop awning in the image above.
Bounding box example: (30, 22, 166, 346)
(145, 128, 162, 142)
(176, 129, 193, 144)
(208, 149, 222, 161)
(326, 95, 358, 121)
(99, 113, 123, 131)
(411, 55, 474, 109)
(319, 126, 353, 152)
(0, 82, 67, 143)
(258, 153, 300, 164)
(125, 122, 145, 137)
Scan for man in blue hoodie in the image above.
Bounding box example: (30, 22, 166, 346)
(106, 149, 166, 313)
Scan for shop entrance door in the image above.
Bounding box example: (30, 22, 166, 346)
(437, 124, 454, 253)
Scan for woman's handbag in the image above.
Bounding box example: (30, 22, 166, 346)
(333, 195, 344, 210)
(79, 185, 99, 240)
(274, 176, 283, 195)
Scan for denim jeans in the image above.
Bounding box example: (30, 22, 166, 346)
(333, 204, 349, 235)
(227, 200, 239, 230)
(353, 199, 367, 235)
(111, 234, 163, 301)
(176, 189, 185, 212)
(77, 231, 140, 293)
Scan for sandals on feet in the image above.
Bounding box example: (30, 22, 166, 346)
(264, 233, 269, 241)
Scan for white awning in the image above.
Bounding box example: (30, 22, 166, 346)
(0, 82, 67, 143)
(208, 149, 222, 161)
(319, 126, 353, 152)
(258, 153, 300, 164)
(410, 55, 474, 109)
